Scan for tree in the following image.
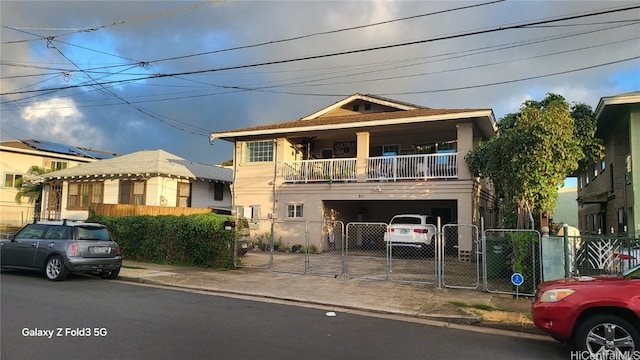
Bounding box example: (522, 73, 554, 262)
(14, 166, 50, 205)
(466, 93, 603, 229)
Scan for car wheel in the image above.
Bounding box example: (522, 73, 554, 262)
(45, 255, 69, 281)
(574, 314, 639, 355)
(100, 268, 120, 279)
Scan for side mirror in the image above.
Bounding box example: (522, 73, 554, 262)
(8, 234, 15, 241)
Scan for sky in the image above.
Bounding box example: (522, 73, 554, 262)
(1, 0, 639, 166)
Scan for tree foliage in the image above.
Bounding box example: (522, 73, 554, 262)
(466, 93, 603, 228)
(14, 166, 51, 205)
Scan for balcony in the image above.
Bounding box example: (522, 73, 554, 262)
(282, 153, 458, 183)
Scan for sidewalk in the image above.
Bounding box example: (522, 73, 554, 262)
(118, 261, 546, 339)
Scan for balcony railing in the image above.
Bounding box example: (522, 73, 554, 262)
(282, 153, 457, 183)
(283, 158, 357, 183)
(367, 153, 457, 181)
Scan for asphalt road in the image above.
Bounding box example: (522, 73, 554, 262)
(1, 270, 569, 360)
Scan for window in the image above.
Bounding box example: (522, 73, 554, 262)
(287, 204, 304, 218)
(43, 159, 68, 171)
(243, 140, 273, 163)
(414, 141, 457, 154)
(213, 182, 224, 201)
(364, 103, 371, 111)
(177, 182, 191, 207)
(67, 181, 103, 210)
(119, 180, 146, 205)
(4, 173, 22, 187)
(370, 144, 400, 157)
(352, 104, 360, 111)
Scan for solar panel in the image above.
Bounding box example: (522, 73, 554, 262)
(22, 139, 116, 159)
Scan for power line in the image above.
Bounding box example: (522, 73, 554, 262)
(3, 3, 638, 97)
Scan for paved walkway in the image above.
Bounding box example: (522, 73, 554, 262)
(118, 261, 547, 339)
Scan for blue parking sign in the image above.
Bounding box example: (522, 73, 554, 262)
(511, 273, 524, 286)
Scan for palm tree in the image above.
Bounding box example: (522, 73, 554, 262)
(14, 165, 51, 205)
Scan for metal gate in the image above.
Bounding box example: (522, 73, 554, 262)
(483, 229, 541, 296)
(441, 224, 480, 289)
(345, 222, 388, 280)
(307, 221, 344, 277)
(387, 224, 438, 284)
(271, 221, 308, 274)
(233, 219, 273, 269)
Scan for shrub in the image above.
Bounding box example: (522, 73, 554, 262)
(88, 213, 235, 269)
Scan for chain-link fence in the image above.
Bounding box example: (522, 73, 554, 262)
(441, 224, 480, 289)
(387, 224, 437, 284)
(483, 229, 540, 296)
(307, 221, 344, 277)
(233, 219, 273, 269)
(233, 219, 556, 297)
(345, 222, 388, 280)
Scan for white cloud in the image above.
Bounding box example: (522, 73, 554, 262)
(21, 97, 101, 148)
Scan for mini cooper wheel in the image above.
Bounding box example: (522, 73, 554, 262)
(45, 255, 69, 281)
(574, 314, 639, 355)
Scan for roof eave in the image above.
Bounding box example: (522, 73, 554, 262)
(210, 109, 496, 142)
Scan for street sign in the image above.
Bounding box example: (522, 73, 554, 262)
(511, 272, 524, 286)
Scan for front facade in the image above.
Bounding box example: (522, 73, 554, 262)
(0, 139, 117, 227)
(40, 149, 233, 220)
(210, 94, 497, 256)
(577, 92, 640, 237)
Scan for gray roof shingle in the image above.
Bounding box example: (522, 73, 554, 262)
(42, 149, 231, 182)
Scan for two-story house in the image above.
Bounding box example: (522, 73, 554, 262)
(39, 149, 233, 220)
(209, 94, 497, 258)
(577, 91, 640, 237)
(0, 139, 117, 227)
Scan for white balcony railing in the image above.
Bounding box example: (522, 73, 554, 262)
(282, 158, 357, 183)
(367, 153, 457, 181)
(282, 153, 457, 183)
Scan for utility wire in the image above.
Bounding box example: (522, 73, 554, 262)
(3, 3, 638, 97)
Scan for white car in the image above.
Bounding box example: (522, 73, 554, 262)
(384, 214, 436, 254)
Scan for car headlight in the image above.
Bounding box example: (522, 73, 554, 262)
(539, 289, 575, 302)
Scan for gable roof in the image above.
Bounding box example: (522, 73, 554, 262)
(1, 139, 118, 160)
(41, 149, 232, 182)
(301, 93, 424, 119)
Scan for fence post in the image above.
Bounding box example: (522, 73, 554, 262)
(563, 224, 570, 277)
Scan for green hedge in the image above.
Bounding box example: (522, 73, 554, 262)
(88, 213, 235, 269)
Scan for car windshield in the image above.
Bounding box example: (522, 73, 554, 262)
(622, 264, 640, 279)
(76, 226, 110, 240)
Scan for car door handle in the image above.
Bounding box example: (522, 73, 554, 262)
(31, 243, 38, 247)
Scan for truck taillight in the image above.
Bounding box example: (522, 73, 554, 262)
(69, 243, 79, 256)
(413, 229, 427, 233)
(116, 245, 122, 256)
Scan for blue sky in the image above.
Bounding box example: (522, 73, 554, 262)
(1, 1, 638, 166)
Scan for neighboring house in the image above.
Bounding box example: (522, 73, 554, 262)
(209, 93, 497, 257)
(39, 149, 233, 220)
(577, 91, 640, 237)
(0, 139, 117, 227)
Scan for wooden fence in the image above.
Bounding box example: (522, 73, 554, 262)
(90, 204, 217, 217)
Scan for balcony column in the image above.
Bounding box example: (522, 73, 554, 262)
(456, 123, 473, 180)
(356, 132, 370, 182)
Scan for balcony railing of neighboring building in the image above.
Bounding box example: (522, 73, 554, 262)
(282, 152, 457, 183)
